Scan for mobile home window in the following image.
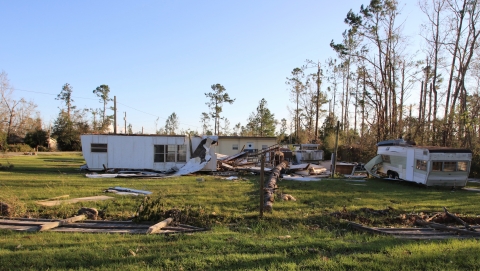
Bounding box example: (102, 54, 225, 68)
(177, 145, 186, 162)
(166, 145, 176, 162)
(381, 155, 391, 163)
(154, 145, 187, 163)
(432, 162, 442, 171)
(458, 161, 468, 172)
(262, 145, 268, 150)
(91, 143, 107, 153)
(416, 160, 427, 171)
(232, 144, 238, 150)
(443, 161, 456, 172)
(154, 145, 165, 162)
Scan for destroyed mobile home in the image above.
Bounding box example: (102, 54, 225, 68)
(365, 139, 472, 187)
(81, 134, 217, 176)
(81, 134, 331, 178)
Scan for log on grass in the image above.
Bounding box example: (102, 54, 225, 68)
(146, 218, 173, 234)
(263, 160, 289, 212)
(38, 215, 86, 231)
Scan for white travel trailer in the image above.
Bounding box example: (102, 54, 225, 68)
(365, 139, 472, 187)
(80, 134, 217, 172)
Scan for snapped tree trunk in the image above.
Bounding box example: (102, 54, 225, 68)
(263, 160, 289, 212)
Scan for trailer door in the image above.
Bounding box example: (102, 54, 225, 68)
(406, 148, 415, 181)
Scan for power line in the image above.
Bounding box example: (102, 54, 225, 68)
(11, 87, 202, 129)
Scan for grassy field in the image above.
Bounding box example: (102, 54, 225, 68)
(1, 152, 480, 270)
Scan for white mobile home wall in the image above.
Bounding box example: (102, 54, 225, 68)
(81, 134, 217, 172)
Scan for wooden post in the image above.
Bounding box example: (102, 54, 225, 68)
(38, 215, 86, 231)
(147, 218, 173, 234)
(332, 120, 340, 177)
(260, 155, 265, 218)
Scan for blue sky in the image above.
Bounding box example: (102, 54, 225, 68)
(0, 1, 423, 134)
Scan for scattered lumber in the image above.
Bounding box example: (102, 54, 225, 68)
(146, 218, 173, 234)
(38, 215, 86, 231)
(415, 218, 480, 237)
(443, 206, 477, 232)
(36, 196, 115, 207)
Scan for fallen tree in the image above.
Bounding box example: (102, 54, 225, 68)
(263, 160, 289, 212)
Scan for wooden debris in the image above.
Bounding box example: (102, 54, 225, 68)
(0, 217, 206, 234)
(36, 196, 114, 206)
(348, 220, 480, 240)
(146, 218, 173, 234)
(415, 219, 480, 237)
(38, 215, 86, 231)
(443, 206, 477, 232)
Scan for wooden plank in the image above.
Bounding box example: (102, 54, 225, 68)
(36, 196, 114, 207)
(38, 215, 86, 231)
(0, 220, 46, 226)
(146, 218, 173, 234)
(0, 225, 39, 231)
(65, 223, 149, 229)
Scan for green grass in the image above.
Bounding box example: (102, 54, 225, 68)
(0, 152, 480, 270)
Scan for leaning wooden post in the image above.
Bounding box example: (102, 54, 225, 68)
(263, 160, 289, 212)
(259, 155, 265, 218)
(146, 218, 173, 234)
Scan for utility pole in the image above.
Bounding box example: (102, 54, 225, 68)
(113, 96, 117, 134)
(124, 112, 127, 134)
(314, 62, 322, 142)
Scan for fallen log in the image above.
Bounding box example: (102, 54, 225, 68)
(443, 206, 477, 232)
(415, 218, 480, 237)
(263, 160, 289, 212)
(38, 215, 86, 231)
(146, 218, 173, 234)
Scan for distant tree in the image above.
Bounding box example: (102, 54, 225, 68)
(200, 112, 211, 135)
(222, 118, 231, 136)
(24, 129, 49, 149)
(127, 123, 133, 134)
(93, 85, 112, 132)
(245, 98, 277, 136)
(286, 68, 307, 140)
(56, 83, 76, 120)
(205, 84, 235, 135)
(51, 110, 90, 151)
(164, 112, 179, 135)
(232, 122, 241, 136)
(0, 71, 39, 142)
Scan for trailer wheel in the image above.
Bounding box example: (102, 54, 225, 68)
(388, 171, 394, 179)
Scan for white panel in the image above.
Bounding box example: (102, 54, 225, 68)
(406, 148, 415, 181)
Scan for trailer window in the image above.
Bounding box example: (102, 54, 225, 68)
(443, 161, 456, 172)
(154, 145, 165, 162)
(416, 160, 427, 171)
(432, 162, 442, 171)
(381, 155, 391, 163)
(232, 144, 238, 150)
(155, 145, 187, 163)
(177, 145, 186, 162)
(458, 161, 468, 172)
(91, 143, 107, 153)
